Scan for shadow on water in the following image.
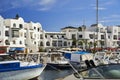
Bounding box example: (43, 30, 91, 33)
(39, 69, 74, 80)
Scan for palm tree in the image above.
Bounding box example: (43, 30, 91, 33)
(88, 42, 92, 49)
(80, 39, 88, 50)
(78, 40, 83, 48)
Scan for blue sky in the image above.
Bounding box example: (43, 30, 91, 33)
(0, 0, 120, 32)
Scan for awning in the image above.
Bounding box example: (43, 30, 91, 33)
(9, 47, 24, 51)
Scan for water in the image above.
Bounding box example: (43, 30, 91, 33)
(40, 69, 74, 80)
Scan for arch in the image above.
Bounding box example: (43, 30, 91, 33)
(13, 23, 16, 27)
(19, 41, 22, 44)
(40, 42, 43, 46)
(46, 41, 50, 46)
(5, 40, 10, 45)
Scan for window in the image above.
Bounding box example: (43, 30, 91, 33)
(24, 33, 26, 38)
(58, 41, 62, 47)
(13, 23, 16, 27)
(72, 34, 76, 39)
(20, 41, 22, 44)
(62, 35, 64, 38)
(34, 27, 36, 30)
(38, 28, 40, 32)
(40, 42, 43, 46)
(113, 35, 117, 40)
(52, 41, 57, 46)
(34, 41, 36, 44)
(6, 26, 10, 28)
(46, 41, 50, 46)
(40, 34, 43, 39)
(100, 41, 104, 46)
(50, 35, 53, 38)
(45, 35, 47, 38)
(79, 35, 83, 38)
(20, 32, 23, 37)
(64, 41, 67, 46)
(19, 24, 23, 28)
(5, 31, 9, 36)
(12, 30, 19, 37)
(5, 40, 10, 45)
(89, 34, 93, 39)
(13, 40, 16, 44)
(101, 35, 105, 39)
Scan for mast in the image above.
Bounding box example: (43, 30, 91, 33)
(96, 0, 99, 48)
(96, 0, 98, 26)
(93, 0, 99, 53)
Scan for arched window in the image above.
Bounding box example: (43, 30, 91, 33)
(38, 28, 40, 32)
(46, 41, 50, 46)
(34, 41, 36, 44)
(40, 42, 43, 46)
(20, 41, 22, 44)
(13, 23, 16, 27)
(5, 40, 10, 45)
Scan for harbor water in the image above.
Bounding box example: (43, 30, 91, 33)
(40, 69, 74, 80)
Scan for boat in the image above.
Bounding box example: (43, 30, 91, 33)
(63, 50, 93, 69)
(45, 52, 71, 70)
(0, 53, 46, 80)
(63, 60, 120, 80)
(93, 51, 120, 65)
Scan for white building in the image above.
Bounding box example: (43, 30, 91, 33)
(0, 15, 119, 53)
(61, 24, 119, 49)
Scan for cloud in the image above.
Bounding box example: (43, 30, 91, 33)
(37, 0, 57, 11)
(91, 0, 117, 11)
(0, 0, 58, 12)
(39, 0, 56, 6)
(100, 14, 120, 24)
(100, 19, 120, 23)
(103, 14, 120, 19)
(93, 7, 106, 10)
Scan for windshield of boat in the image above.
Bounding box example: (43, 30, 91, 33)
(74, 64, 120, 79)
(0, 55, 15, 61)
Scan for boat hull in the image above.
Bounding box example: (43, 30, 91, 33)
(0, 65, 45, 80)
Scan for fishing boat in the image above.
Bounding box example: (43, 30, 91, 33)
(63, 60, 120, 80)
(45, 52, 71, 70)
(0, 54, 46, 80)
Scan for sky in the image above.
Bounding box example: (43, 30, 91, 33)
(0, 0, 120, 32)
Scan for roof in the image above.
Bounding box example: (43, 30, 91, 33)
(61, 26, 78, 30)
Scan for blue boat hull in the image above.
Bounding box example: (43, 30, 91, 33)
(0, 64, 45, 80)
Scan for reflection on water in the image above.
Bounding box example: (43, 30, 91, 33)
(40, 69, 74, 80)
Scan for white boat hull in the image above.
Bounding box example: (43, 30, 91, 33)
(0, 65, 45, 80)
